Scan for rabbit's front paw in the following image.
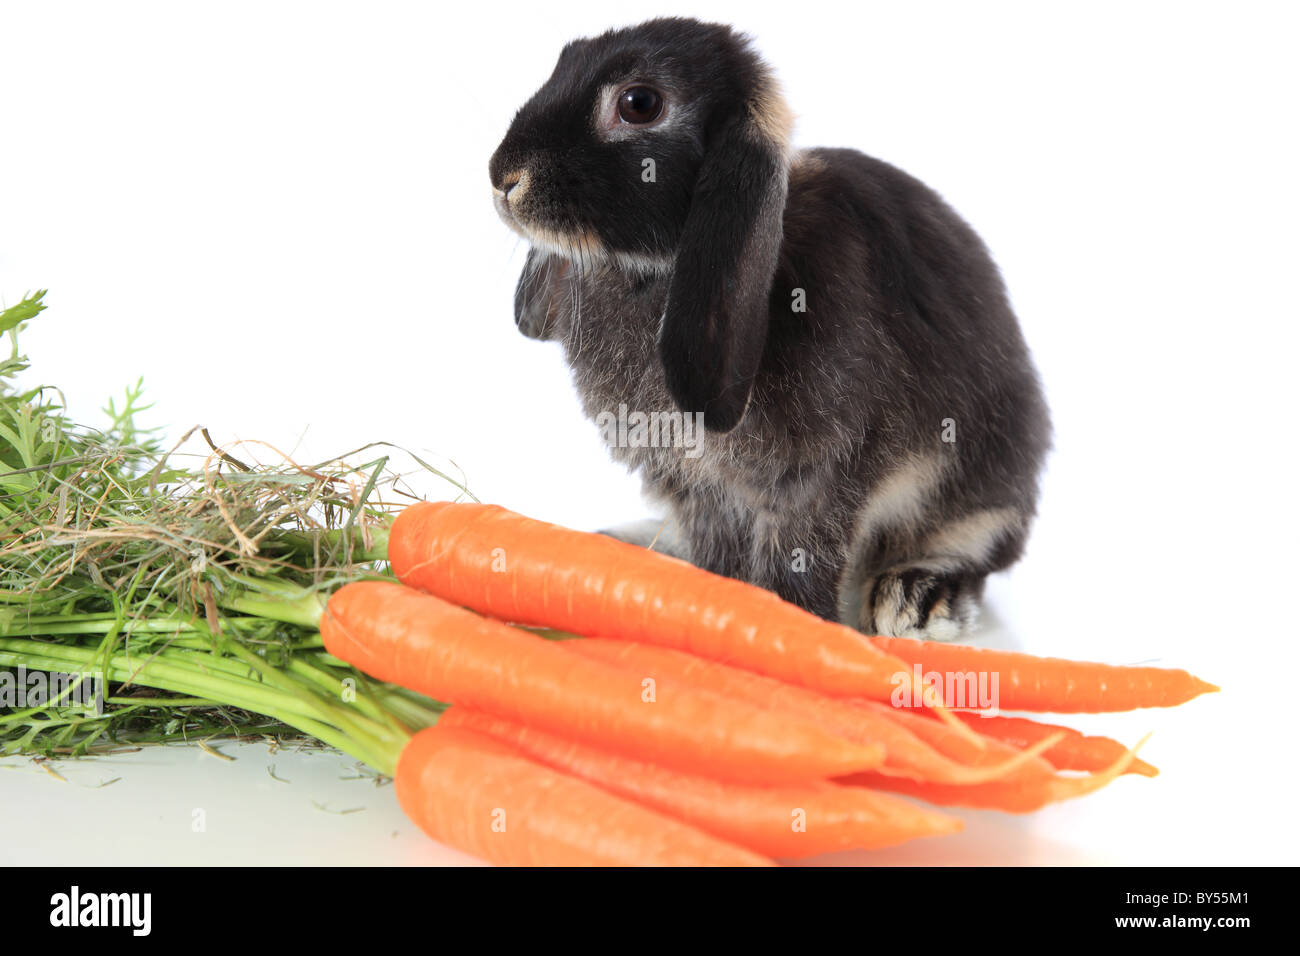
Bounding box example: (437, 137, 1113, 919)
(860, 568, 980, 641)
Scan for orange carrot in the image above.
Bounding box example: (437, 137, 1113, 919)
(564, 638, 1049, 785)
(869, 635, 1218, 713)
(841, 736, 1150, 813)
(854, 700, 1057, 783)
(440, 707, 962, 859)
(949, 712, 1159, 778)
(322, 580, 884, 784)
(387, 501, 973, 739)
(396, 723, 773, 865)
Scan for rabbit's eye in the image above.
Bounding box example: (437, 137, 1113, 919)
(617, 86, 664, 124)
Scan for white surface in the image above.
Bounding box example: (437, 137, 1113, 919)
(1, 0, 1297, 865)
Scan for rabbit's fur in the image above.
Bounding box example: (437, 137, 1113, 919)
(490, 18, 1050, 638)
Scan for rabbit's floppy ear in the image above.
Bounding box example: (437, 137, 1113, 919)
(659, 88, 791, 432)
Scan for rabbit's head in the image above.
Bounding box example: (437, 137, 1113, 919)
(489, 17, 793, 431)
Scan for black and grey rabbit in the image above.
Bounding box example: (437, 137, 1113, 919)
(489, 17, 1051, 639)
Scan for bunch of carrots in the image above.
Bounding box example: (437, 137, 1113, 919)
(319, 501, 1218, 866)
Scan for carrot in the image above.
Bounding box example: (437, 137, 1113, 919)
(854, 700, 1057, 783)
(439, 707, 961, 859)
(949, 712, 1159, 778)
(869, 635, 1218, 713)
(841, 735, 1151, 813)
(396, 723, 773, 865)
(321, 580, 884, 784)
(387, 500, 977, 742)
(564, 638, 1053, 785)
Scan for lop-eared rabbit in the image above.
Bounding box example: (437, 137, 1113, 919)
(490, 17, 1050, 639)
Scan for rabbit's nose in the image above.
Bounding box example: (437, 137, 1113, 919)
(498, 169, 528, 204)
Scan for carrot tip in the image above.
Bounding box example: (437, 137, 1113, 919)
(1131, 758, 1160, 778)
(1193, 678, 1220, 697)
(1036, 731, 1151, 808)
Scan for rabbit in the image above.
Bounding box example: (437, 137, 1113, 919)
(489, 17, 1051, 639)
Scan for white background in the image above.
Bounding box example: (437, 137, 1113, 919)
(1, 0, 1297, 865)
